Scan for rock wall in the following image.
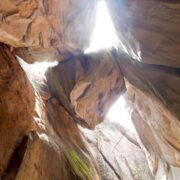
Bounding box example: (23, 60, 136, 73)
(106, 0, 180, 67)
(0, 44, 99, 179)
(0, 44, 35, 176)
(0, 0, 97, 62)
(80, 118, 153, 180)
(116, 53, 180, 179)
(46, 52, 125, 129)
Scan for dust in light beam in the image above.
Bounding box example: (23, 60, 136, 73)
(85, 1, 118, 53)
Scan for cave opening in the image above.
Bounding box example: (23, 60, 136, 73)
(85, 0, 118, 53)
(1, 0, 180, 179)
(14, 1, 150, 179)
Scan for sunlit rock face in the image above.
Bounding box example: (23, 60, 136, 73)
(71, 52, 125, 128)
(0, 0, 97, 62)
(15, 134, 71, 180)
(106, 0, 180, 67)
(116, 53, 180, 128)
(80, 117, 153, 180)
(46, 52, 125, 129)
(124, 81, 180, 179)
(15, 98, 99, 180)
(0, 44, 99, 179)
(114, 49, 180, 178)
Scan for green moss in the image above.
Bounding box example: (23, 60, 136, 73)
(66, 149, 92, 180)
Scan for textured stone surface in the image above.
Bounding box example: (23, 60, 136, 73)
(47, 52, 125, 129)
(15, 135, 71, 180)
(0, 0, 97, 62)
(0, 44, 99, 179)
(116, 53, 180, 125)
(106, 0, 180, 67)
(124, 81, 180, 179)
(114, 50, 180, 178)
(0, 44, 35, 176)
(71, 53, 125, 128)
(80, 118, 153, 180)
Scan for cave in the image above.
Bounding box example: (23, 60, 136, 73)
(0, 0, 180, 179)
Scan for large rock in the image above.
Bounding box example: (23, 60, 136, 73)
(46, 52, 125, 129)
(0, 0, 97, 62)
(15, 134, 71, 180)
(124, 82, 180, 179)
(0, 44, 35, 176)
(0, 43, 99, 179)
(80, 118, 153, 180)
(106, 0, 180, 67)
(115, 53, 180, 125)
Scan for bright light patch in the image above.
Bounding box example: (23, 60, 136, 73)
(17, 56, 58, 76)
(106, 96, 135, 133)
(85, 1, 118, 53)
(17, 56, 58, 86)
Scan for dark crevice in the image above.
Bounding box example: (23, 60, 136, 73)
(99, 150, 121, 180)
(123, 157, 136, 180)
(2, 136, 28, 180)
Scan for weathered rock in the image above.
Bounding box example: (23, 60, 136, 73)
(124, 81, 180, 179)
(106, 0, 180, 67)
(115, 53, 180, 125)
(15, 134, 71, 180)
(80, 118, 153, 180)
(22, 98, 100, 180)
(71, 52, 125, 128)
(46, 52, 125, 129)
(0, 0, 97, 62)
(0, 43, 99, 179)
(0, 44, 35, 176)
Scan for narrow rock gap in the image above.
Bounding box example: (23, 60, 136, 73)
(2, 136, 29, 180)
(99, 149, 122, 180)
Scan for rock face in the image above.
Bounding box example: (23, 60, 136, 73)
(15, 98, 100, 180)
(0, 43, 99, 179)
(124, 80, 180, 179)
(113, 50, 180, 178)
(46, 52, 125, 129)
(80, 118, 153, 180)
(116, 54, 180, 123)
(15, 135, 71, 180)
(70, 53, 125, 128)
(0, 44, 35, 176)
(0, 0, 97, 62)
(106, 0, 180, 67)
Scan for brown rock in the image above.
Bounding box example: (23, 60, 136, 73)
(106, 0, 180, 67)
(0, 0, 97, 62)
(116, 54, 180, 123)
(124, 82, 180, 178)
(70, 52, 125, 128)
(46, 52, 125, 129)
(0, 44, 35, 175)
(80, 118, 153, 180)
(15, 134, 72, 180)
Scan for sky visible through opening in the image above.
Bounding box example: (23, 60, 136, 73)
(85, 1, 135, 131)
(85, 0, 118, 53)
(17, 0, 134, 132)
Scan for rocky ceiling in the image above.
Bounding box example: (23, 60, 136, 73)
(0, 0, 180, 180)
